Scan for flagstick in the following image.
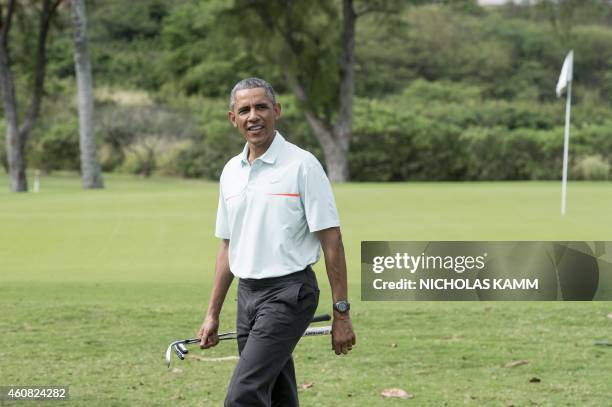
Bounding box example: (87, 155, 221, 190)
(560, 79, 572, 216)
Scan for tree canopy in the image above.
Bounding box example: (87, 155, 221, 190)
(3, 0, 612, 182)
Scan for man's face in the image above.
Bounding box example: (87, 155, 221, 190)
(228, 87, 281, 149)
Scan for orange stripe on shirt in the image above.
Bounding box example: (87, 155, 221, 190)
(225, 194, 241, 202)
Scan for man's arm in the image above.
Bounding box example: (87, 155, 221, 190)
(317, 227, 356, 355)
(198, 239, 233, 349)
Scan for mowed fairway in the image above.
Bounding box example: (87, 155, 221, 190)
(1, 173, 611, 406)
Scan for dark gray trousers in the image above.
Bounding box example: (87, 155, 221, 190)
(225, 267, 319, 407)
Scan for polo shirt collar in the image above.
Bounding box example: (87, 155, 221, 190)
(240, 131, 285, 167)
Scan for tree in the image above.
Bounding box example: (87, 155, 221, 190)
(290, 0, 356, 182)
(229, 0, 352, 181)
(232, 0, 404, 182)
(535, 0, 610, 43)
(71, 0, 104, 189)
(0, 0, 61, 192)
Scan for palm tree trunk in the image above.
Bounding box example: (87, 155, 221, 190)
(72, 0, 104, 189)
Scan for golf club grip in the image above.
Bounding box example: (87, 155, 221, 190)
(182, 333, 236, 345)
(311, 314, 331, 323)
(303, 325, 332, 336)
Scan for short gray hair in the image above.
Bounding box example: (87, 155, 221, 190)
(229, 77, 276, 110)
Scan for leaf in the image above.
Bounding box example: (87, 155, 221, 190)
(503, 360, 529, 368)
(301, 382, 314, 390)
(171, 368, 183, 374)
(381, 388, 414, 399)
(529, 377, 541, 383)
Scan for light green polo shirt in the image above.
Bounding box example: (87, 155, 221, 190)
(215, 132, 340, 279)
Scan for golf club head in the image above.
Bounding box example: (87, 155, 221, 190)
(173, 344, 185, 360)
(177, 343, 189, 354)
(165, 340, 187, 368)
(165, 343, 175, 368)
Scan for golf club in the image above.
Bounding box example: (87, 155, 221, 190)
(176, 343, 189, 354)
(173, 345, 185, 360)
(165, 314, 332, 368)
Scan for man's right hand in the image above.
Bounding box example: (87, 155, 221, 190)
(198, 316, 220, 349)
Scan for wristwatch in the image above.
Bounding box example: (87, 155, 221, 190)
(333, 300, 350, 314)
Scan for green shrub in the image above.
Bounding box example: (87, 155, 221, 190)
(119, 147, 152, 176)
(460, 127, 561, 180)
(572, 155, 610, 180)
(98, 143, 124, 172)
(171, 142, 209, 178)
(401, 79, 482, 104)
(163, 120, 243, 180)
(30, 119, 80, 173)
(97, 103, 202, 177)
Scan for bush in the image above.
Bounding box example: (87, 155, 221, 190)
(349, 98, 468, 181)
(401, 79, 482, 104)
(97, 103, 201, 177)
(171, 142, 210, 178)
(572, 155, 610, 180)
(30, 119, 80, 173)
(119, 147, 154, 176)
(460, 126, 562, 180)
(170, 126, 243, 179)
(98, 143, 124, 172)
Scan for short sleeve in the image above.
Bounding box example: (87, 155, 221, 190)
(300, 160, 340, 232)
(215, 186, 230, 239)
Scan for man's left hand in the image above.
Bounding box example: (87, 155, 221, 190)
(331, 313, 356, 355)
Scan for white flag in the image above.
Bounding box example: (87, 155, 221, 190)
(556, 50, 573, 98)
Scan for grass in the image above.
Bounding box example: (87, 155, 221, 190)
(0, 173, 611, 406)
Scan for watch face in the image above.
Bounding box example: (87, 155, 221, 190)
(336, 302, 348, 312)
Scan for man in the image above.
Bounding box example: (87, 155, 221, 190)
(197, 77, 356, 407)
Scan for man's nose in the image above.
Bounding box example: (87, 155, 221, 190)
(247, 108, 258, 121)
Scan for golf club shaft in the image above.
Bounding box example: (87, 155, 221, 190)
(181, 315, 330, 345)
(180, 325, 331, 346)
(310, 313, 331, 323)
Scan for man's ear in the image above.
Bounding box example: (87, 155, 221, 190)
(228, 111, 237, 127)
(274, 103, 282, 120)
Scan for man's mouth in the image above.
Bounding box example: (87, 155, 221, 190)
(247, 124, 264, 132)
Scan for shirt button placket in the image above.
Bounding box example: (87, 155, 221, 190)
(246, 161, 258, 195)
